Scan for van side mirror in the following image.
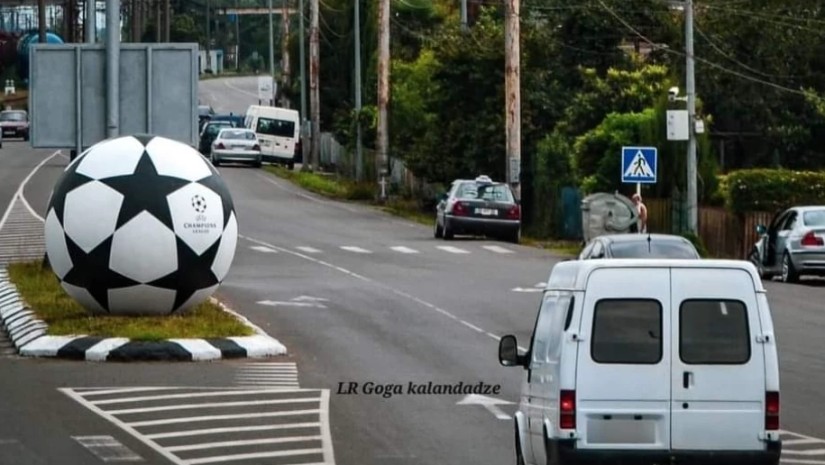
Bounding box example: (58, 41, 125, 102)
(756, 224, 767, 235)
(499, 335, 525, 367)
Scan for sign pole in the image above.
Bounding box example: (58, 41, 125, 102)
(636, 182, 641, 197)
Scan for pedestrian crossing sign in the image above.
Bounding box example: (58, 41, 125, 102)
(621, 146, 657, 184)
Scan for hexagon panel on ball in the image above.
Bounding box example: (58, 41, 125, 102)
(43, 134, 239, 316)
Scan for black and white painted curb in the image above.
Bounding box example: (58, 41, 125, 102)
(0, 268, 287, 361)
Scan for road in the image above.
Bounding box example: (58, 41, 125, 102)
(0, 77, 821, 464)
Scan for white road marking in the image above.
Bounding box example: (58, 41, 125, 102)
(786, 439, 825, 446)
(482, 245, 513, 254)
(223, 78, 260, 98)
(296, 246, 322, 254)
(166, 435, 323, 452)
(249, 245, 277, 253)
(234, 362, 301, 388)
(257, 300, 327, 308)
(240, 235, 519, 350)
(390, 246, 419, 254)
(785, 450, 825, 456)
(340, 246, 371, 253)
(0, 150, 60, 231)
(460, 320, 484, 333)
(292, 295, 329, 302)
(107, 397, 319, 415)
(457, 394, 514, 421)
(436, 245, 470, 254)
(63, 387, 334, 465)
(512, 287, 544, 292)
(72, 435, 143, 462)
(781, 460, 825, 464)
(186, 449, 325, 465)
(90, 389, 296, 405)
(144, 422, 322, 440)
(60, 389, 187, 465)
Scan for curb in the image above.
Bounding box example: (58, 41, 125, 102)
(0, 268, 287, 362)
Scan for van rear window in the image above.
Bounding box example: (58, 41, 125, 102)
(680, 300, 750, 364)
(591, 299, 662, 364)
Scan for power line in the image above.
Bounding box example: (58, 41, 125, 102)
(693, 23, 791, 80)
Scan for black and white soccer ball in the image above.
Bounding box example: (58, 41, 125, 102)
(44, 134, 238, 316)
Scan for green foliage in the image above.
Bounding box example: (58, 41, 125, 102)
(725, 169, 825, 214)
(681, 232, 709, 258)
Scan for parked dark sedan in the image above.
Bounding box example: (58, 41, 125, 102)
(198, 120, 234, 154)
(578, 233, 701, 259)
(0, 110, 29, 141)
(435, 175, 521, 243)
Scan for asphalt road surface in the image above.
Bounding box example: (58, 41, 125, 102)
(0, 77, 822, 464)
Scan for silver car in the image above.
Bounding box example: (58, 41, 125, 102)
(210, 128, 262, 167)
(749, 206, 825, 282)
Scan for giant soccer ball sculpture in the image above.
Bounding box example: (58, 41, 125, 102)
(44, 134, 238, 316)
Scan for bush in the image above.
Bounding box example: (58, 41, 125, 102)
(726, 168, 825, 213)
(681, 232, 709, 258)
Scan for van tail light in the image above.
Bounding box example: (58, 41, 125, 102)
(215, 142, 225, 150)
(560, 390, 576, 429)
(252, 144, 261, 151)
(452, 202, 468, 216)
(765, 391, 779, 430)
(506, 204, 520, 220)
(801, 231, 824, 247)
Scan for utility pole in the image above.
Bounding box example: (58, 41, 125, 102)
(309, 0, 320, 171)
(155, 0, 160, 41)
(504, 0, 521, 200)
(376, 0, 390, 199)
(163, 0, 169, 41)
(280, 0, 291, 108)
(37, 0, 46, 42)
(267, 0, 275, 105)
(299, 0, 307, 162)
(354, 0, 363, 181)
(204, 1, 210, 64)
(85, 0, 95, 41)
(685, 0, 697, 234)
(235, 0, 240, 70)
(130, 0, 138, 41)
(460, 0, 468, 32)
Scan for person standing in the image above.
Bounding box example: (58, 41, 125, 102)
(632, 193, 648, 233)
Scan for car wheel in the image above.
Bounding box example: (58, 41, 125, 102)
(23, 133, 29, 141)
(505, 228, 521, 244)
(253, 156, 262, 168)
(781, 252, 799, 283)
(515, 425, 526, 465)
(749, 249, 767, 279)
(211, 154, 220, 166)
(288, 161, 295, 171)
(434, 218, 443, 238)
(443, 220, 454, 240)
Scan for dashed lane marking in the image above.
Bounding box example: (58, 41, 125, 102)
(295, 246, 322, 254)
(436, 245, 470, 254)
(339, 246, 371, 254)
(249, 245, 277, 253)
(389, 246, 419, 254)
(482, 245, 514, 254)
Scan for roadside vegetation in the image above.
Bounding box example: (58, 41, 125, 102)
(7, 261, 254, 341)
(265, 166, 581, 256)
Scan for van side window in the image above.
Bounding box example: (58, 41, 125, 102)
(680, 299, 751, 364)
(531, 293, 573, 364)
(591, 299, 662, 364)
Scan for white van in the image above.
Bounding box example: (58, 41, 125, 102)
(499, 259, 781, 465)
(244, 105, 300, 169)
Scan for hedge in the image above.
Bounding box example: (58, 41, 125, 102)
(726, 168, 825, 214)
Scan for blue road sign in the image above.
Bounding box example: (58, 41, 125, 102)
(621, 146, 657, 184)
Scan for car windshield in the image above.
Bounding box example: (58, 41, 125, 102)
(0, 111, 25, 122)
(803, 209, 825, 226)
(609, 240, 699, 259)
(221, 130, 255, 140)
(205, 123, 231, 135)
(456, 182, 514, 202)
(256, 118, 295, 137)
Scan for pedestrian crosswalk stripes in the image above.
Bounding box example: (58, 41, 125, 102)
(252, 244, 522, 256)
(61, 386, 335, 465)
(234, 362, 300, 388)
(780, 430, 825, 464)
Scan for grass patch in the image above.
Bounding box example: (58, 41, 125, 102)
(381, 198, 433, 226)
(7, 261, 255, 341)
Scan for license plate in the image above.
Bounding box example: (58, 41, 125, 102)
(476, 208, 497, 216)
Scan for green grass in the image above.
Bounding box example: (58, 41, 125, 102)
(265, 168, 584, 256)
(7, 261, 255, 341)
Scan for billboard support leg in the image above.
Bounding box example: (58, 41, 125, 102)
(105, 0, 120, 138)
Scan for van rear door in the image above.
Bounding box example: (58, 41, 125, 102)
(575, 267, 671, 450)
(670, 267, 765, 451)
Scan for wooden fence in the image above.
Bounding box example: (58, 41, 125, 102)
(645, 198, 774, 259)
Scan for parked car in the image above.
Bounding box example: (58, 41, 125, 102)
(0, 109, 29, 141)
(198, 104, 215, 131)
(198, 120, 234, 154)
(434, 175, 520, 243)
(749, 205, 825, 282)
(208, 113, 244, 127)
(578, 233, 700, 259)
(499, 258, 781, 465)
(210, 128, 262, 167)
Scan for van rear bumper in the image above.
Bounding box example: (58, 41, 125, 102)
(549, 439, 781, 465)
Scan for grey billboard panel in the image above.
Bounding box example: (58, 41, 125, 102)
(28, 46, 78, 148)
(29, 43, 199, 149)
